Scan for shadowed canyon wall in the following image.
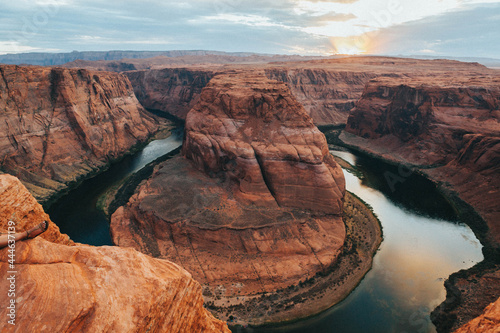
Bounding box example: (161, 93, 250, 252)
(0, 65, 160, 203)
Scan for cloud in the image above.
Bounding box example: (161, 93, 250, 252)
(365, 2, 500, 58)
(0, 0, 498, 57)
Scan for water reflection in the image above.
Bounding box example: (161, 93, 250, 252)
(246, 151, 482, 333)
(47, 130, 183, 245)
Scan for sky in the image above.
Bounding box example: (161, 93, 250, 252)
(1, 0, 499, 58)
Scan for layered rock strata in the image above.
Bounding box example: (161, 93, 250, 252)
(344, 77, 500, 245)
(111, 72, 346, 297)
(125, 68, 215, 119)
(0, 65, 160, 202)
(0, 174, 229, 333)
(342, 76, 500, 332)
(265, 68, 378, 125)
(119, 57, 491, 126)
(454, 297, 500, 333)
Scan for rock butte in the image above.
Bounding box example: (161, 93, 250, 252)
(0, 174, 229, 333)
(111, 72, 346, 296)
(0, 65, 160, 203)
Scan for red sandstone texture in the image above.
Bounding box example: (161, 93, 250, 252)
(111, 72, 346, 296)
(0, 65, 160, 202)
(342, 75, 500, 332)
(344, 76, 500, 245)
(0, 173, 72, 245)
(183, 72, 345, 213)
(0, 174, 229, 332)
(111, 56, 492, 125)
(125, 68, 215, 119)
(454, 297, 500, 333)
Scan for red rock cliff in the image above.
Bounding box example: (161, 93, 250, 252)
(125, 68, 215, 119)
(183, 71, 345, 213)
(111, 72, 346, 297)
(265, 68, 378, 125)
(343, 76, 500, 332)
(0, 174, 229, 332)
(0, 65, 160, 202)
(344, 77, 500, 244)
(454, 297, 500, 333)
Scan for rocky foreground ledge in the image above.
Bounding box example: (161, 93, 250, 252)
(0, 174, 229, 332)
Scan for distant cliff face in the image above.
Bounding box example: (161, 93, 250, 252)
(125, 68, 215, 120)
(345, 77, 500, 243)
(118, 57, 490, 126)
(0, 174, 230, 333)
(0, 65, 160, 202)
(265, 68, 378, 125)
(111, 72, 346, 297)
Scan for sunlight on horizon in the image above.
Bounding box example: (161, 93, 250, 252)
(329, 37, 369, 55)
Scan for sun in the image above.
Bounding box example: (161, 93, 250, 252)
(330, 38, 368, 55)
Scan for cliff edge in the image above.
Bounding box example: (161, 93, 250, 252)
(0, 174, 229, 332)
(0, 65, 161, 203)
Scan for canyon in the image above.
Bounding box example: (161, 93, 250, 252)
(0, 173, 230, 332)
(117, 57, 492, 126)
(108, 71, 374, 325)
(341, 74, 500, 332)
(0, 65, 163, 204)
(0, 54, 498, 332)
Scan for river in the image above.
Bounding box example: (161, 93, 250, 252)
(47, 137, 483, 333)
(249, 151, 483, 333)
(47, 130, 183, 245)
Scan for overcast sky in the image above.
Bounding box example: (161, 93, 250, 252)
(1, 0, 499, 58)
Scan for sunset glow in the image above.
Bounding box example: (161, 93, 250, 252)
(330, 37, 369, 56)
(0, 0, 498, 57)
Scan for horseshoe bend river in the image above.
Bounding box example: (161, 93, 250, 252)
(47, 135, 483, 333)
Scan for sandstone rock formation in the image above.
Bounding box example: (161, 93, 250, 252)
(454, 297, 500, 333)
(344, 76, 500, 245)
(0, 173, 72, 245)
(125, 68, 215, 119)
(0, 174, 229, 333)
(118, 56, 490, 126)
(111, 72, 346, 297)
(265, 68, 377, 125)
(0, 65, 160, 203)
(342, 75, 500, 332)
(183, 72, 345, 213)
(265, 57, 493, 125)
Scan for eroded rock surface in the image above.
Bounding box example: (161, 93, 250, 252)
(344, 76, 500, 245)
(0, 65, 160, 202)
(111, 72, 346, 296)
(0, 174, 229, 333)
(125, 68, 215, 119)
(342, 75, 500, 332)
(183, 72, 345, 214)
(454, 297, 500, 333)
